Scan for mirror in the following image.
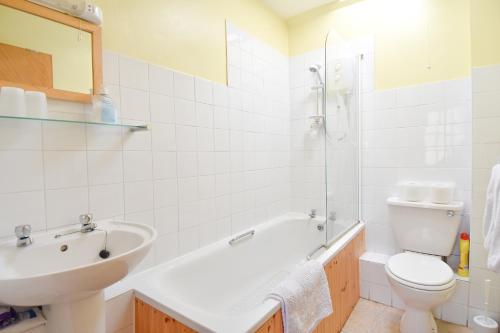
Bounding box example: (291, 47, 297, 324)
(0, 0, 102, 103)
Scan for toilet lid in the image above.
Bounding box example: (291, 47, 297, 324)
(387, 252, 454, 286)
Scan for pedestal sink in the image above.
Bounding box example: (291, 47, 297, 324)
(0, 220, 156, 333)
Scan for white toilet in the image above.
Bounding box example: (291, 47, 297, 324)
(385, 198, 464, 333)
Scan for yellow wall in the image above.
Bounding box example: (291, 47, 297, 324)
(287, 0, 471, 89)
(471, 0, 500, 67)
(0, 5, 93, 94)
(92, 0, 289, 84)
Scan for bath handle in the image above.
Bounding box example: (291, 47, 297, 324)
(306, 244, 327, 260)
(228, 230, 255, 246)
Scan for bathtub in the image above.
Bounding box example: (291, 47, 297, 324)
(131, 213, 364, 333)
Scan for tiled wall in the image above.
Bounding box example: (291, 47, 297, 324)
(0, 38, 291, 273)
(359, 78, 473, 325)
(362, 78, 472, 263)
(469, 64, 500, 322)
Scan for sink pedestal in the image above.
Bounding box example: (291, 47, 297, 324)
(43, 291, 105, 333)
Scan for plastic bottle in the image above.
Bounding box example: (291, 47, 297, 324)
(93, 87, 117, 124)
(457, 232, 470, 277)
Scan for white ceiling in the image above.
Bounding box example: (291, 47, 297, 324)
(262, 0, 338, 18)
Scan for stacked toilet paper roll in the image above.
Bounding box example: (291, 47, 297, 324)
(0, 87, 26, 116)
(397, 181, 456, 204)
(0, 87, 47, 117)
(397, 181, 427, 202)
(429, 182, 455, 204)
(25, 91, 48, 117)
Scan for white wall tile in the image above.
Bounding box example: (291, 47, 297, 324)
(153, 179, 178, 208)
(105, 291, 134, 333)
(195, 78, 213, 104)
(123, 151, 153, 182)
(179, 201, 199, 230)
(124, 181, 154, 214)
(369, 283, 392, 306)
(151, 123, 176, 152)
(154, 206, 178, 235)
(174, 72, 195, 101)
(103, 51, 120, 85)
(122, 127, 152, 151)
(0, 191, 45, 237)
(153, 152, 177, 180)
(213, 84, 229, 107)
(89, 183, 124, 219)
(154, 233, 178, 263)
(196, 103, 214, 128)
(197, 152, 215, 175)
(177, 152, 198, 178)
(175, 99, 197, 126)
(178, 177, 198, 203)
(0, 151, 44, 193)
(119, 57, 149, 91)
(46, 187, 89, 229)
(150, 93, 175, 124)
(442, 302, 468, 326)
(120, 87, 150, 122)
(86, 125, 122, 151)
(44, 151, 87, 189)
(87, 150, 123, 185)
(149, 65, 174, 96)
(0, 119, 42, 150)
(178, 227, 199, 254)
(175, 125, 197, 151)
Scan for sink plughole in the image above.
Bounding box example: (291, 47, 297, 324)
(0, 220, 156, 333)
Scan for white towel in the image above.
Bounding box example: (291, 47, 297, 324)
(483, 164, 500, 272)
(266, 260, 333, 333)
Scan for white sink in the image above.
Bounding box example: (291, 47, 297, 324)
(0, 220, 156, 333)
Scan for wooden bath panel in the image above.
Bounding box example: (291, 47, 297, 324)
(135, 229, 365, 333)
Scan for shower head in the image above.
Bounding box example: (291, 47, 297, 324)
(309, 64, 324, 86)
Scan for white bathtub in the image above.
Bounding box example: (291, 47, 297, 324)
(131, 213, 364, 333)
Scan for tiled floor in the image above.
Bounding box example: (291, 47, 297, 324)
(341, 299, 472, 333)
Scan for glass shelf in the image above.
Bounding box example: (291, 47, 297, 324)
(0, 114, 149, 131)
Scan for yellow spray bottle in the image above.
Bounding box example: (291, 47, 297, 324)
(457, 232, 470, 278)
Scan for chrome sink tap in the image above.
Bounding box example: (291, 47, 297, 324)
(55, 214, 97, 238)
(79, 214, 96, 233)
(15, 224, 33, 247)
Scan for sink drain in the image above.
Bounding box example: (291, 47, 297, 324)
(60, 244, 68, 252)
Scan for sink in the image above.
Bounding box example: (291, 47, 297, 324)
(0, 220, 156, 333)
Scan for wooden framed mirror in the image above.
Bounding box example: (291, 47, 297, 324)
(0, 0, 102, 103)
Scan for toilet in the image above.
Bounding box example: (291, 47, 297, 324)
(385, 197, 464, 333)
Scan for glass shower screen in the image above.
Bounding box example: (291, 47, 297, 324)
(324, 31, 361, 244)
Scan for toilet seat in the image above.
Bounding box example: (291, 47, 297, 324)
(386, 252, 455, 291)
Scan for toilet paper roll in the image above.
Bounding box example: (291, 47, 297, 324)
(429, 182, 455, 204)
(25, 91, 48, 117)
(0, 87, 26, 116)
(398, 181, 427, 202)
